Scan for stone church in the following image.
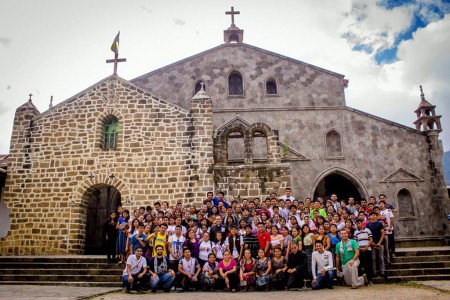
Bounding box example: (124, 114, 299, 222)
(0, 9, 448, 255)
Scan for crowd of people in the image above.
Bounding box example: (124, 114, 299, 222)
(102, 189, 397, 293)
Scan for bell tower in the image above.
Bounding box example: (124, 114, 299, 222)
(413, 85, 442, 132)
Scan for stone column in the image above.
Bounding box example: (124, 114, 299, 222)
(189, 90, 214, 203)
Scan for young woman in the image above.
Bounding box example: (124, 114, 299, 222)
(291, 227, 302, 249)
(183, 229, 200, 260)
(198, 232, 214, 267)
(344, 219, 355, 239)
(213, 231, 226, 262)
(238, 219, 247, 236)
(327, 224, 341, 268)
(104, 211, 117, 263)
(301, 224, 315, 278)
(126, 218, 140, 256)
(271, 246, 287, 290)
(116, 209, 129, 264)
(281, 226, 292, 258)
(200, 253, 219, 291)
(239, 248, 257, 291)
(255, 248, 272, 291)
(218, 250, 239, 293)
(315, 224, 330, 250)
(332, 213, 345, 231)
(270, 225, 284, 255)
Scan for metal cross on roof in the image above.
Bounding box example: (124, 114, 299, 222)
(28, 93, 33, 102)
(226, 6, 240, 25)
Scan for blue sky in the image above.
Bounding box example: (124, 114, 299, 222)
(350, 0, 450, 64)
(0, 0, 449, 153)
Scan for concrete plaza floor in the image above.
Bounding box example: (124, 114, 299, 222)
(0, 282, 450, 300)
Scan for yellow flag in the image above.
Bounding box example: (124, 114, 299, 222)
(111, 31, 120, 54)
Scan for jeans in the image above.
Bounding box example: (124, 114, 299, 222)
(150, 272, 175, 290)
(123, 274, 145, 291)
(312, 270, 334, 289)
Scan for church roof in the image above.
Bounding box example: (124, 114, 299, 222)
(131, 42, 345, 83)
(34, 74, 189, 121)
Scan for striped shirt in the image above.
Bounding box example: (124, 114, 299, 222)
(354, 228, 372, 250)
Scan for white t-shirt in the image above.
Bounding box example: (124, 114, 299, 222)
(123, 254, 147, 276)
(311, 250, 333, 278)
(225, 235, 244, 258)
(380, 209, 394, 234)
(168, 235, 186, 260)
(198, 240, 214, 261)
(214, 241, 227, 259)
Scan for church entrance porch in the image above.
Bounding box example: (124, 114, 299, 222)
(84, 185, 121, 254)
(311, 168, 367, 202)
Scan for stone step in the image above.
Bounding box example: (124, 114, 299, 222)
(394, 247, 450, 257)
(0, 256, 106, 263)
(385, 267, 450, 276)
(388, 261, 450, 270)
(0, 268, 120, 276)
(0, 274, 121, 283)
(0, 262, 123, 270)
(386, 274, 450, 282)
(391, 255, 450, 263)
(0, 281, 122, 287)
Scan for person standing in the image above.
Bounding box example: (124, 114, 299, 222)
(104, 211, 118, 263)
(365, 211, 386, 279)
(354, 218, 373, 283)
(335, 230, 367, 289)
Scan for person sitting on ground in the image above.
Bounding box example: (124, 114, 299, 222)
(200, 253, 220, 291)
(122, 246, 148, 293)
(239, 248, 257, 291)
(311, 241, 334, 290)
(285, 241, 308, 291)
(218, 250, 239, 293)
(148, 245, 176, 293)
(176, 248, 201, 292)
(335, 229, 367, 289)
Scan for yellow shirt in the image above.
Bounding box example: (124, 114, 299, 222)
(152, 232, 168, 256)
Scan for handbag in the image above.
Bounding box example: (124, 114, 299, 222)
(256, 275, 269, 286)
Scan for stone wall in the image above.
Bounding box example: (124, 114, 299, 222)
(132, 43, 345, 110)
(0, 76, 214, 255)
(213, 163, 291, 200)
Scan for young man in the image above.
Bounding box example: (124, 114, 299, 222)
(148, 245, 176, 293)
(286, 242, 308, 291)
(311, 241, 334, 290)
(279, 187, 295, 201)
(129, 223, 147, 254)
(379, 198, 396, 261)
(365, 211, 386, 279)
(243, 224, 259, 259)
(213, 191, 231, 208)
(354, 218, 373, 283)
(310, 200, 327, 219)
(146, 223, 169, 257)
(122, 246, 148, 293)
(176, 248, 201, 292)
(168, 225, 186, 271)
(225, 225, 244, 261)
(256, 222, 271, 257)
(335, 230, 367, 289)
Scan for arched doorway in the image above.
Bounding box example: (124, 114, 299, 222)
(311, 168, 367, 202)
(84, 185, 122, 254)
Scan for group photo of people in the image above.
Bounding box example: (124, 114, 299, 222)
(102, 188, 396, 293)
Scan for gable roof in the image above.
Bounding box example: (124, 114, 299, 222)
(131, 43, 344, 84)
(34, 75, 188, 121)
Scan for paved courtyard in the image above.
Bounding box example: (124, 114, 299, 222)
(0, 282, 449, 300)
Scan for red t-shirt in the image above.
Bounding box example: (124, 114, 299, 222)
(257, 231, 271, 256)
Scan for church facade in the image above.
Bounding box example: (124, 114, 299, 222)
(0, 17, 448, 255)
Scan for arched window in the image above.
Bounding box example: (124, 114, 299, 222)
(326, 129, 343, 157)
(228, 71, 243, 96)
(103, 117, 119, 150)
(397, 188, 415, 218)
(266, 78, 278, 95)
(194, 80, 205, 95)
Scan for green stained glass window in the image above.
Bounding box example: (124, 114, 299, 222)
(103, 117, 118, 150)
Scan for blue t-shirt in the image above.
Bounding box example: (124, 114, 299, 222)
(365, 221, 384, 244)
(130, 233, 147, 253)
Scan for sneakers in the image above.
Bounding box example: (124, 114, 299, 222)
(176, 287, 184, 293)
(351, 285, 359, 289)
(391, 253, 397, 259)
(298, 281, 307, 291)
